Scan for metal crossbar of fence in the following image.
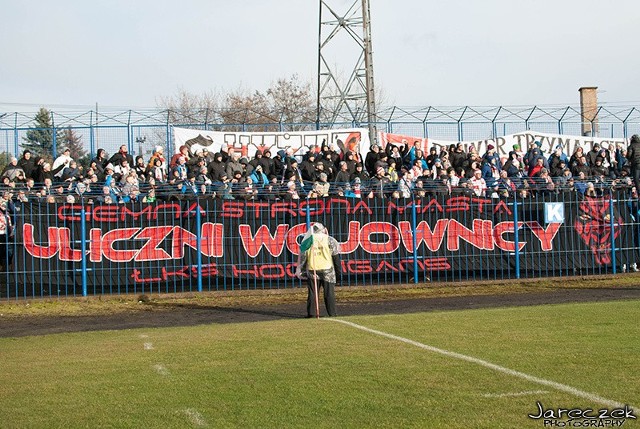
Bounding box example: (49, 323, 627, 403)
(1, 105, 640, 161)
(1, 189, 639, 300)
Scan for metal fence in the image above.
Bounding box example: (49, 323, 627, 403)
(1, 105, 640, 161)
(1, 189, 638, 300)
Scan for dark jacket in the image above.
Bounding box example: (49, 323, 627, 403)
(626, 135, 640, 168)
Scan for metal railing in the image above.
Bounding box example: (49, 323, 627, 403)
(1, 188, 638, 300)
(1, 104, 640, 161)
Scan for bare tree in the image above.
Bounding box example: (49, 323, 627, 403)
(157, 88, 221, 126)
(157, 75, 318, 132)
(266, 74, 316, 128)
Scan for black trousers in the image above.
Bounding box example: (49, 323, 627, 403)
(306, 277, 336, 317)
(0, 233, 13, 270)
(633, 167, 640, 193)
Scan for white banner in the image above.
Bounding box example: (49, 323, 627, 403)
(173, 127, 371, 159)
(378, 130, 628, 157)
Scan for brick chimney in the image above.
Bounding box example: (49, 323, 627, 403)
(579, 87, 598, 137)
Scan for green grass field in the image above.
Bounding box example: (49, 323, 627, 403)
(1, 299, 638, 428)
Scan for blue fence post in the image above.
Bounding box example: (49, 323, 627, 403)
(411, 194, 418, 284)
(196, 196, 203, 292)
(609, 190, 617, 275)
(80, 204, 87, 297)
(513, 192, 520, 279)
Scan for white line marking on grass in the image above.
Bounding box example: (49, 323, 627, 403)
(153, 364, 170, 376)
(139, 334, 149, 338)
(182, 408, 208, 427)
(143, 342, 154, 350)
(328, 319, 635, 409)
(482, 390, 549, 398)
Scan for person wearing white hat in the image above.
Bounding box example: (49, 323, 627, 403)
(296, 222, 340, 318)
(469, 169, 487, 197)
(147, 145, 166, 174)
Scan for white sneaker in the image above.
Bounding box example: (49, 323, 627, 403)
(632, 263, 639, 272)
(622, 264, 627, 273)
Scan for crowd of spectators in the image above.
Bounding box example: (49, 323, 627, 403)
(0, 135, 638, 270)
(1, 135, 640, 210)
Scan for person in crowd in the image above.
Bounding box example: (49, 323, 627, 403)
(91, 148, 108, 179)
(61, 160, 83, 182)
(187, 153, 207, 178)
(369, 167, 390, 198)
(343, 150, 358, 175)
(170, 145, 189, 170)
(482, 144, 501, 169)
(586, 143, 602, 167)
(523, 140, 547, 171)
(627, 135, 640, 192)
(31, 158, 50, 184)
(142, 187, 157, 203)
(591, 156, 609, 179)
(309, 172, 330, 198)
(17, 150, 36, 179)
(449, 142, 466, 171)
(97, 186, 117, 204)
(207, 152, 227, 182)
(317, 151, 334, 181)
(439, 151, 452, 170)
(187, 149, 208, 176)
(0, 197, 14, 270)
(385, 142, 407, 169)
(51, 148, 73, 180)
(469, 169, 487, 197)
(387, 160, 399, 182)
(107, 145, 134, 168)
(271, 151, 285, 180)
(283, 159, 305, 191)
(528, 157, 545, 177)
(571, 155, 591, 178)
(445, 167, 460, 190)
(134, 155, 147, 180)
(181, 174, 200, 196)
(549, 157, 568, 178)
(282, 180, 301, 200)
(397, 172, 412, 198)
(299, 152, 317, 181)
(364, 144, 381, 176)
(350, 162, 369, 182)
(225, 153, 244, 180)
(195, 165, 212, 189)
(114, 159, 131, 184)
(569, 146, 585, 173)
(259, 150, 275, 177)
(2, 157, 25, 182)
(249, 150, 266, 176)
(147, 158, 166, 183)
(615, 144, 630, 178)
(249, 165, 269, 189)
(147, 146, 166, 173)
(172, 156, 189, 182)
(334, 161, 351, 185)
(496, 170, 517, 198)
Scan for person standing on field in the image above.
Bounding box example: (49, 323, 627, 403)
(296, 222, 340, 318)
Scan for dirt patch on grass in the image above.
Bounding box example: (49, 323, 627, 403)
(1, 276, 640, 338)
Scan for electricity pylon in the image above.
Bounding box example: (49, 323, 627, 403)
(317, 0, 377, 141)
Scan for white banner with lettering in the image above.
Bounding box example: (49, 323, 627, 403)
(173, 127, 370, 159)
(379, 131, 629, 157)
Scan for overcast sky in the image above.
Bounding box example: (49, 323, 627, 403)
(1, 0, 639, 111)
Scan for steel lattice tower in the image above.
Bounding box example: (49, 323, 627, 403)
(317, 0, 377, 140)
